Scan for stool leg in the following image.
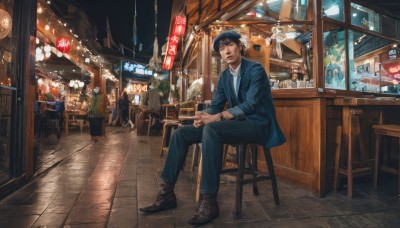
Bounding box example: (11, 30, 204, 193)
(147, 116, 153, 136)
(160, 123, 168, 157)
(334, 126, 342, 190)
(221, 144, 229, 170)
(196, 154, 202, 204)
(251, 145, 259, 196)
(264, 147, 279, 205)
(191, 144, 200, 171)
(373, 134, 381, 189)
(234, 143, 246, 217)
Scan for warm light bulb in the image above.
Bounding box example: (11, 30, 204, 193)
(36, 47, 42, 54)
(44, 24, 50, 30)
(44, 44, 51, 52)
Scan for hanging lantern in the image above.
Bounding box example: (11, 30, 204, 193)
(172, 16, 186, 36)
(56, 37, 71, 53)
(163, 55, 175, 70)
(0, 9, 12, 39)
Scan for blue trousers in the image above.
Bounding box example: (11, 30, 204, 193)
(160, 119, 259, 194)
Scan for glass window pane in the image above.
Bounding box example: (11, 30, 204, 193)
(397, 20, 400, 39)
(382, 15, 396, 38)
(0, 0, 16, 185)
(348, 30, 399, 94)
(265, 24, 314, 89)
(322, 0, 344, 21)
(231, 0, 310, 22)
(350, 3, 380, 32)
(323, 29, 346, 90)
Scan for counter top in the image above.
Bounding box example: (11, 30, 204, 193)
(334, 97, 400, 106)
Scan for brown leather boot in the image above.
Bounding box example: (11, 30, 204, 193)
(187, 193, 219, 225)
(139, 181, 177, 213)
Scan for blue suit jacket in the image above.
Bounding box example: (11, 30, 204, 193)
(204, 58, 286, 148)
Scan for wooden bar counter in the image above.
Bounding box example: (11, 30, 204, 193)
(266, 89, 400, 197)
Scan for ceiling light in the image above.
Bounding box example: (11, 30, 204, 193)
(325, 4, 339, 16)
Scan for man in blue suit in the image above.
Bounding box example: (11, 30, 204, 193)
(140, 30, 286, 225)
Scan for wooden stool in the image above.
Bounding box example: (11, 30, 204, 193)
(373, 125, 400, 196)
(196, 143, 279, 217)
(334, 113, 373, 198)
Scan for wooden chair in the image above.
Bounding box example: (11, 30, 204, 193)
(159, 120, 181, 157)
(196, 143, 279, 217)
(372, 125, 400, 196)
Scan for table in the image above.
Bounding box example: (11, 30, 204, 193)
(64, 110, 88, 134)
(334, 97, 400, 198)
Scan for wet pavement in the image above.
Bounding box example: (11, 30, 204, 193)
(0, 126, 400, 227)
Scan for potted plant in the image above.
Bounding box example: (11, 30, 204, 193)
(87, 86, 105, 136)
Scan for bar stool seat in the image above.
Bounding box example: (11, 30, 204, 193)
(196, 143, 279, 217)
(373, 124, 400, 196)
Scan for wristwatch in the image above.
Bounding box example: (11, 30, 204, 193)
(219, 112, 225, 121)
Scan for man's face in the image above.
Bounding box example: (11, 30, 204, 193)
(218, 39, 242, 67)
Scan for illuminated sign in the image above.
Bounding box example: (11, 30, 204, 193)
(122, 62, 153, 76)
(388, 65, 400, 74)
(389, 49, 397, 60)
(127, 83, 148, 94)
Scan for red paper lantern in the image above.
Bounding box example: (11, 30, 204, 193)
(172, 16, 186, 36)
(163, 55, 175, 70)
(56, 37, 71, 53)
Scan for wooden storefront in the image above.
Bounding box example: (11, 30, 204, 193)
(170, 0, 400, 196)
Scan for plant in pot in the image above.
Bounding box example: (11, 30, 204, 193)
(87, 86, 105, 137)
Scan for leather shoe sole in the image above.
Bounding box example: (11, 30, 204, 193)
(139, 198, 177, 213)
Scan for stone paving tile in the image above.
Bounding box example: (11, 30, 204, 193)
(1, 127, 400, 227)
(107, 207, 137, 228)
(31, 212, 68, 227)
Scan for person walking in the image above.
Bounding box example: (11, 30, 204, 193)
(118, 91, 134, 128)
(139, 30, 286, 225)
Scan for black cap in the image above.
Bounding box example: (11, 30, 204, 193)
(212, 30, 241, 52)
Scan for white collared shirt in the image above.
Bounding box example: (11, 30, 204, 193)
(230, 64, 241, 96)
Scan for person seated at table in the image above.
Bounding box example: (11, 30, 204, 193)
(139, 30, 286, 225)
(140, 82, 161, 127)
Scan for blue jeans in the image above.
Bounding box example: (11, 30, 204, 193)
(160, 119, 259, 194)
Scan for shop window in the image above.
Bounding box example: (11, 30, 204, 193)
(323, 29, 346, 90)
(266, 24, 314, 89)
(350, 3, 380, 33)
(0, 1, 15, 185)
(322, 0, 344, 22)
(232, 0, 309, 22)
(348, 30, 399, 94)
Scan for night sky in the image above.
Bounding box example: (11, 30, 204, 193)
(80, 0, 173, 61)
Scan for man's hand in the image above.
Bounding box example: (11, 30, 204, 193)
(198, 112, 220, 125)
(193, 112, 205, 128)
